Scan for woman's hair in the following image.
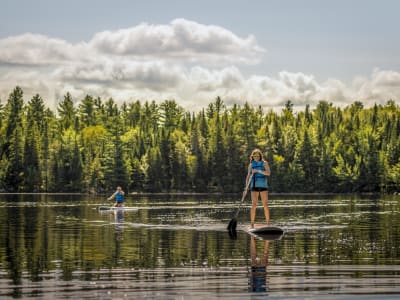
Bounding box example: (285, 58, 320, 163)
(249, 148, 264, 162)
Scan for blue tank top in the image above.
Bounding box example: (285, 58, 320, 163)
(250, 161, 268, 189)
(115, 192, 124, 203)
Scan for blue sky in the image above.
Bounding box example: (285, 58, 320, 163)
(1, 0, 399, 111)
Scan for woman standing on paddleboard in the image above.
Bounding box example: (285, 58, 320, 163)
(108, 186, 125, 207)
(244, 149, 271, 228)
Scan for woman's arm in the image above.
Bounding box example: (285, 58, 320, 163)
(255, 160, 270, 176)
(244, 164, 252, 191)
(107, 191, 117, 200)
(264, 161, 271, 176)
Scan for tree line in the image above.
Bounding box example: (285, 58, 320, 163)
(0, 86, 399, 193)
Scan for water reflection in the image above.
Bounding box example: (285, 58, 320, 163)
(0, 194, 399, 299)
(114, 210, 124, 241)
(247, 231, 284, 294)
(248, 235, 269, 293)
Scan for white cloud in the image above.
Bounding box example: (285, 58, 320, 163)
(0, 18, 264, 67)
(55, 60, 184, 91)
(0, 33, 90, 65)
(353, 69, 400, 104)
(0, 19, 399, 113)
(90, 18, 265, 64)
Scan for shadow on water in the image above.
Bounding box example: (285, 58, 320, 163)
(0, 193, 399, 299)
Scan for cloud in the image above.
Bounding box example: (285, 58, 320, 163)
(353, 69, 400, 104)
(55, 60, 184, 91)
(0, 33, 89, 65)
(90, 18, 265, 64)
(0, 19, 399, 112)
(0, 18, 264, 67)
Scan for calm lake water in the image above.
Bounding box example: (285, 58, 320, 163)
(0, 193, 399, 299)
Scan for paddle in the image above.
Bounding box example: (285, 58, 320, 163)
(227, 174, 253, 232)
(98, 198, 111, 210)
(98, 195, 114, 211)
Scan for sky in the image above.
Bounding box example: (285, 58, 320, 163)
(1, 0, 399, 112)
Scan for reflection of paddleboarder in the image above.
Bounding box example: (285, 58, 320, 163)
(248, 235, 269, 293)
(114, 209, 124, 241)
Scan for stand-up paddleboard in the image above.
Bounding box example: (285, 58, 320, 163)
(97, 206, 138, 211)
(247, 224, 284, 240)
(248, 224, 283, 234)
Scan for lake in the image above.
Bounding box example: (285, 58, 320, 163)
(0, 193, 399, 299)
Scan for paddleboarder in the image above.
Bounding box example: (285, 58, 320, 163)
(107, 186, 125, 207)
(244, 149, 270, 228)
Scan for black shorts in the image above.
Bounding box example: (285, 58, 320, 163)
(251, 187, 268, 192)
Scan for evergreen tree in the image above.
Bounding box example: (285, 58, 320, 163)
(159, 100, 183, 130)
(1, 86, 400, 193)
(78, 95, 96, 127)
(23, 113, 41, 191)
(3, 87, 25, 191)
(189, 117, 208, 191)
(57, 93, 76, 131)
(112, 136, 128, 191)
(53, 129, 83, 191)
(207, 97, 226, 191)
(23, 94, 48, 191)
(295, 128, 316, 192)
(159, 128, 172, 191)
(145, 147, 163, 192)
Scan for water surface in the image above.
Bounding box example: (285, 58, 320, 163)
(0, 194, 399, 299)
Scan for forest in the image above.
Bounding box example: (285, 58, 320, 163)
(0, 86, 399, 193)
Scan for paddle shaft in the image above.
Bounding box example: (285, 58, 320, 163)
(233, 174, 253, 218)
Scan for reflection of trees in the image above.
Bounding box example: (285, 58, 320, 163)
(112, 210, 124, 264)
(271, 195, 400, 265)
(0, 194, 399, 286)
(114, 210, 124, 241)
(0, 195, 246, 284)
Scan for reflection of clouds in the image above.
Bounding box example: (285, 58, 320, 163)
(0, 19, 399, 112)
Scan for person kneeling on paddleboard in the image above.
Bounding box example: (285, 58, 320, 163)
(244, 149, 270, 228)
(108, 186, 125, 207)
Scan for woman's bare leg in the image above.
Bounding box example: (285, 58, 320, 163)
(260, 191, 270, 224)
(250, 191, 259, 228)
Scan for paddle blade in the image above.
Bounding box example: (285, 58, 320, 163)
(98, 206, 111, 211)
(227, 218, 237, 231)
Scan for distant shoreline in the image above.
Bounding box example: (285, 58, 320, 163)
(0, 191, 392, 196)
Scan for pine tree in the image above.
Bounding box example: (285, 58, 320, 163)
(78, 95, 96, 127)
(3, 87, 25, 191)
(58, 93, 76, 131)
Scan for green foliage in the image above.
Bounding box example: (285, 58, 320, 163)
(2, 87, 25, 191)
(57, 92, 76, 131)
(0, 86, 399, 193)
(51, 129, 83, 192)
